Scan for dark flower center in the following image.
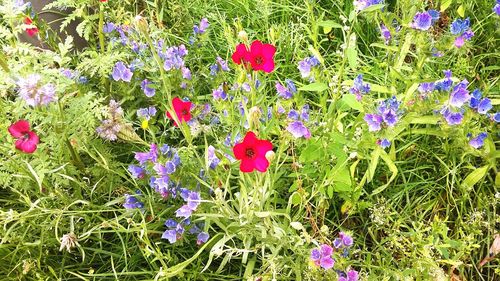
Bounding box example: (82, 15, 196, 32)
(245, 147, 256, 159)
(255, 56, 263, 65)
(181, 109, 188, 115)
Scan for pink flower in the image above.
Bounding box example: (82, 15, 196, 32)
(8, 120, 39, 153)
(233, 131, 273, 173)
(248, 40, 276, 73)
(231, 43, 250, 65)
(23, 17, 38, 37)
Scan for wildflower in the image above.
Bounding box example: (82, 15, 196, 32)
(233, 131, 273, 173)
(123, 193, 144, 209)
(418, 82, 435, 97)
(298, 56, 320, 79)
(17, 74, 57, 107)
(197, 232, 209, 245)
(434, 70, 453, 92)
(287, 121, 311, 139)
(96, 119, 121, 141)
(193, 18, 209, 35)
(181, 67, 192, 80)
(167, 97, 193, 126)
(162, 45, 188, 71)
(135, 143, 158, 165)
(8, 120, 40, 153)
(349, 74, 370, 101)
(469, 132, 487, 149)
(338, 270, 359, 281)
(231, 43, 250, 65)
(339, 232, 354, 247)
(276, 79, 297, 99)
(428, 10, 440, 24)
(364, 114, 383, 131)
(112, 62, 133, 82)
(353, 0, 384, 12)
(103, 22, 115, 33)
(128, 165, 146, 179)
(310, 244, 335, 269)
(247, 40, 276, 73)
(175, 191, 202, 218)
(410, 12, 433, 30)
(493, 112, 500, 123)
(450, 18, 474, 48)
(207, 145, 220, 169)
(212, 84, 227, 100)
(162, 229, 178, 243)
(441, 108, 464, 125)
(380, 24, 391, 44)
(137, 106, 157, 120)
(23, 17, 38, 37)
(59, 233, 79, 253)
(495, 1, 500, 16)
(378, 138, 391, 148)
(449, 81, 470, 107)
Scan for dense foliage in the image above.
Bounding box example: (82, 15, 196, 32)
(0, 0, 499, 280)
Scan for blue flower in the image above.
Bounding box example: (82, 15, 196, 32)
(161, 229, 177, 243)
(112, 62, 133, 82)
(450, 18, 470, 35)
(349, 74, 370, 101)
(469, 132, 487, 149)
(128, 165, 146, 179)
(193, 18, 209, 35)
(449, 81, 470, 107)
(298, 56, 320, 79)
(428, 9, 440, 24)
(212, 84, 227, 100)
(477, 98, 492, 114)
(197, 232, 210, 245)
(137, 106, 157, 120)
(418, 82, 435, 96)
(378, 138, 391, 148)
(103, 22, 115, 33)
(207, 145, 220, 169)
(364, 114, 383, 131)
(141, 79, 156, 97)
(123, 193, 144, 209)
(380, 24, 391, 44)
(276, 80, 296, 100)
(411, 12, 433, 31)
(287, 121, 311, 139)
(442, 108, 464, 125)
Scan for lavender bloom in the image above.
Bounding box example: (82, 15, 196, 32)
(450, 18, 470, 35)
(193, 18, 209, 35)
(449, 82, 470, 107)
(135, 144, 159, 165)
(380, 24, 391, 44)
(207, 145, 220, 169)
(175, 205, 193, 218)
(123, 193, 144, 209)
(162, 45, 188, 71)
(477, 98, 492, 114)
(469, 132, 487, 149)
(442, 109, 464, 125)
(162, 229, 177, 243)
(350, 74, 370, 101)
(418, 82, 435, 96)
(298, 56, 320, 79)
(276, 81, 293, 99)
(287, 121, 311, 139)
(96, 119, 121, 141)
(495, 2, 500, 15)
(137, 106, 157, 120)
(61, 68, 76, 79)
(378, 138, 391, 148)
(128, 165, 146, 179)
(428, 10, 440, 24)
(112, 62, 133, 82)
(364, 114, 383, 131)
(288, 110, 300, 120)
(197, 232, 210, 245)
(339, 270, 359, 281)
(103, 22, 115, 33)
(411, 12, 433, 30)
(209, 56, 230, 75)
(212, 84, 227, 100)
(310, 244, 335, 270)
(182, 67, 192, 80)
(187, 191, 201, 210)
(339, 232, 354, 247)
(17, 74, 57, 107)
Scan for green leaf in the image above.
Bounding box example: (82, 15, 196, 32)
(372, 150, 398, 195)
(370, 43, 398, 52)
(457, 5, 465, 17)
(346, 46, 358, 69)
(298, 82, 328, 92)
(396, 33, 412, 69)
(360, 4, 385, 13)
(340, 94, 363, 111)
(441, 0, 453, 11)
(290, 192, 302, 206)
(462, 165, 489, 189)
(300, 139, 322, 162)
(367, 147, 382, 182)
(318, 20, 343, 34)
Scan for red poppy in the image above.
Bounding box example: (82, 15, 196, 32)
(23, 17, 39, 37)
(8, 120, 40, 153)
(248, 40, 276, 73)
(233, 131, 273, 173)
(166, 97, 192, 127)
(231, 43, 250, 65)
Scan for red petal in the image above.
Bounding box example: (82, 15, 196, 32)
(231, 44, 249, 64)
(239, 159, 255, 172)
(15, 131, 39, 153)
(24, 17, 33, 24)
(262, 43, 276, 58)
(242, 131, 257, 146)
(253, 156, 269, 172)
(250, 40, 263, 53)
(26, 28, 38, 37)
(261, 60, 275, 73)
(256, 139, 273, 155)
(8, 120, 30, 138)
(233, 143, 246, 160)
(172, 97, 184, 111)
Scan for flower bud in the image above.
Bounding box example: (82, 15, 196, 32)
(238, 30, 248, 42)
(134, 15, 149, 34)
(265, 150, 275, 162)
(249, 106, 262, 127)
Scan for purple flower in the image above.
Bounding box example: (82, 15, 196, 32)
(140, 79, 156, 97)
(449, 82, 470, 107)
(137, 106, 157, 120)
(287, 121, 311, 139)
(112, 62, 133, 82)
(353, 0, 384, 11)
(428, 10, 440, 24)
(197, 232, 209, 245)
(494, 3, 500, 15)
(435, 70, 453, 92)
(128, 165, 146, 179)
(103, 22, 115, 33)
(135, 144, 159, 165)
(186, 191, 201, 210)
(418, 82, 435, 96)
(193, 18, 209, 35)
(212, 84, 227, 100)
(493, 112, 500, 122)
(298, 56, 320, 79)
(162, 229, 177, 243)
(123, 193, 144, 209)
(364, 114, 383, 131)
(310, 244, 335, 270)
(381, 109, 398, 127)
(207, 145, 220, 169)
(378, 138, 391, 148)
(339, 232, 354, 247)
(350, 74, 370, 101)
(347, 270, 359, 281)
(442, 109, 464, 125)
(182, 67, 192, 80)
(276, 81, 293, 99)
(96, 119, 121, 141)
(469, 132, 487, 149)
(380, 24, 391, 44)
(17, 74, 57, 107)
(162, 45, 188, 71)
(411, 12, 433, 30)
(477, 98, 492, 114)
(450, 18, 470, 35)
(175, 205, 193, 218)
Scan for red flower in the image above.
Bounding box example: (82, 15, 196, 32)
(8, 120, 40, 153)
(166, 97, 192, 126)
(233, 131, 273, 173)
(100, 0, 108, 2)
(23, 17, 39, 37)
(231, 43, 250, 65)
(231, 40, 276, 73)
(248, 40, 276, 73)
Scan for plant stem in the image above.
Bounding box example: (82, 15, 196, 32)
(98, 3, 105, 53)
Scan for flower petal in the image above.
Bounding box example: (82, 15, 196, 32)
(8, 120, 30, 138)
(253, 156, 269, 172)
(239, 159, 255, 172)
